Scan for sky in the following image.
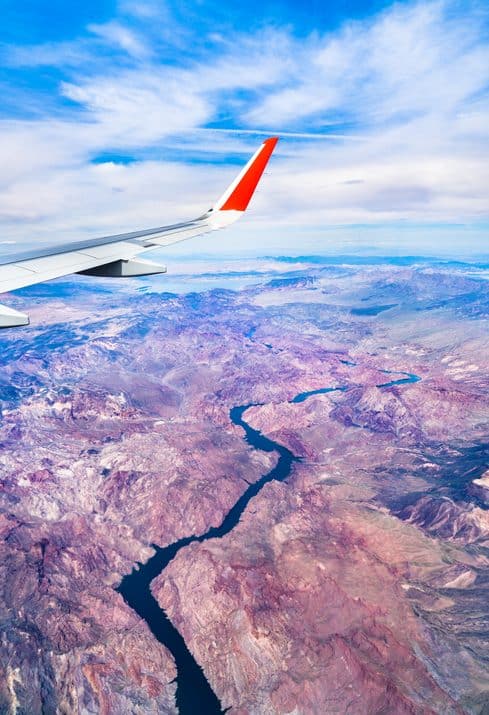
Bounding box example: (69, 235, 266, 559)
(0, 0, 488, 259)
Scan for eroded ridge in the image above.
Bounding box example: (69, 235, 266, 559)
(117, 368, 420, 713)
(2, 262, 489, 713)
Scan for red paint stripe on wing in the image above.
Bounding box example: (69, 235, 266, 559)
(220, 137, 279, 211)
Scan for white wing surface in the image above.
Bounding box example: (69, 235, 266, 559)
(0, 137, 278, 327)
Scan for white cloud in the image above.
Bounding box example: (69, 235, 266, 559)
(88, 21, 151, 59)
(0, 0, 488, 256)
(60, 73, 211, 146)
(2, 39, 94, 68)
(118, 0, 169, 21)
(246, 2, 489, 128)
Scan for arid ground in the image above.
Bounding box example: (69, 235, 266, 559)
(1, 257, 488, 714)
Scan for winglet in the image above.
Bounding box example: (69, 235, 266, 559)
(213, 137, 279, 213)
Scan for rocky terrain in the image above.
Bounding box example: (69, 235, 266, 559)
(0, 258, 488, 713)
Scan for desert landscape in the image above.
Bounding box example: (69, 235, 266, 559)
(0, 257, 488, 713)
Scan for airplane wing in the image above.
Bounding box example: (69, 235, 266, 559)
(0, 137, 278, 327)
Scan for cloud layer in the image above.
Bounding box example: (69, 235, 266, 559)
(0, 0, 488, 254)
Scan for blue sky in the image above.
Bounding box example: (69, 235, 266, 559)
(0, 0, 488, 257)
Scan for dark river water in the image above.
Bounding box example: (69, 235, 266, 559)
(117, 368, 421, 713)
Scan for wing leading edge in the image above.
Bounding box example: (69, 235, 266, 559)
(0, 137, 279, 327)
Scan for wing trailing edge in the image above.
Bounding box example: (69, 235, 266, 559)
(0, 137, 279, 327)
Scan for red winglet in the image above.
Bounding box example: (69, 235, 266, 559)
(218, 137, 279, 212)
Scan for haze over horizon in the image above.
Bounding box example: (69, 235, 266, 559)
(0, 0, 488, 257)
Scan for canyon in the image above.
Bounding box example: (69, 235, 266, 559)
(0, 258, 488, 713)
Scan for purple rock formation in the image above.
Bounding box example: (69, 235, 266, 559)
(0, 261, 488, 713)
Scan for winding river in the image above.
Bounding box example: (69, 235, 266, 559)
(117, 368, 420, 714)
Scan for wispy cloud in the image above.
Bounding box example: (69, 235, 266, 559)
(246, 2, 489, 128)
(88, 21, 151, 60)
(0, 0, 488, 254)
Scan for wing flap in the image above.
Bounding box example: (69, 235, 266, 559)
(0, 242, 141, 293)
(0, 264, 34, 282)
(0, 137, 279, 323)
(77, 241, 139, 260)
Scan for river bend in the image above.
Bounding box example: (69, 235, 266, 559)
(117, 369, 420, 713)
